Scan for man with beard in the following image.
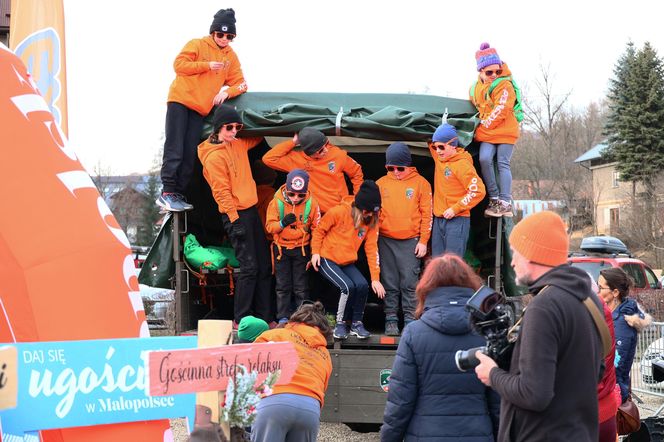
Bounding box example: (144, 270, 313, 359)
(474, 211, 606, 441)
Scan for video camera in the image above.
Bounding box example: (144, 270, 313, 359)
(455, 285, 518, 372)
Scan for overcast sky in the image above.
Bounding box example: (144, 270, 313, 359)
(62, 0, 664, 175)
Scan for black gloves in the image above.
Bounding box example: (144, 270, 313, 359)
(230, 220, 246, 239)
(281, 213, 297, 228)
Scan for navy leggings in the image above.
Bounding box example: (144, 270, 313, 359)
(318, 258, 368, 323)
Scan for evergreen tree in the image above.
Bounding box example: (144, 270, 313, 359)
(136, 172, 162, 247)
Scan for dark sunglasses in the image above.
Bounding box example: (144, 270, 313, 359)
(386, 165, 406, 172)
(214, 32, 235, 41)
(483, 69, 503, 76)
(286, 191, 306, 198)
(222, 123, 243, 131)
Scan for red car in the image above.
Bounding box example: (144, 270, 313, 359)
(568, 236, 661, 293)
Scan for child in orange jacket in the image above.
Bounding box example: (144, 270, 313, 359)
(310, 181, 386, 340)
(470, 42, 520, 218)
(262, 128, 364, 213)
(429, 124, 486, 258)
(198, 105, 272, 326)
(266, 169, 321, 324)
(376, 142, 432, 336)
(157, 8, 248, 212)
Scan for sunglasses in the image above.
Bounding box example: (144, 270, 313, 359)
(386, 166, 406, 172)
(483, 69, 503, 76)
(214, 32, 235, 41)
(222, 123, 243, 131)
(286, 191, 306, 199)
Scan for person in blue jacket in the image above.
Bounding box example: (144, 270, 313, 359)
(598, 267, 652, 403)
(381, 253, 500, 441)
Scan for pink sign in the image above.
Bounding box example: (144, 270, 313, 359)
(147, 342, 298, 396)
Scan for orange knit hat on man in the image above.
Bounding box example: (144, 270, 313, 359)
(509, 211, 569, 267)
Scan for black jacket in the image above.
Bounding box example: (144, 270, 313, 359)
(381, 286, 500, 441)
(489, 265, 604, 442)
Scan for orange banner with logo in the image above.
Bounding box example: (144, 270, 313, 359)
(0, 45, 172, 441)
(10, 0, 69, 136)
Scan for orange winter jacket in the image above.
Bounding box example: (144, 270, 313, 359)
(428, 145, 486, 217)
(255, 323, 332, 406)
(198, 137, 263, 222)
(311, 198, 380, 281)
(167, 36, 247, 116)
(266, 185, 321, 250)
(376, 170, 432, 244)
(262, 140, 363, 213)
(470, 63, 520, 145)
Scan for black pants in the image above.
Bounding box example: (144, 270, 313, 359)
(221, 207, 272, 322)
(160, 102, 204, 194)
(273, 244, 310, 321)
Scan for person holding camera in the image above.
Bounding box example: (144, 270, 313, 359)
(474, 211, 606, 441)
(381, 254, 500, 441)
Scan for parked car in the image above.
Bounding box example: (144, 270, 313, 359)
(640, 336, 664, 388)
(568, 236, 661, 294)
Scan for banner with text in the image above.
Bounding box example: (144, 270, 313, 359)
(0, 346, 18, 410)
(148, 342, 298, 396)
(0, 336, 196, 435)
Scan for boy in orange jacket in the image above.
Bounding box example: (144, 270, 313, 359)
(429, 124, 486, 258)
(158, 8, 248, 212)
(198, 105, 272, 326)
(310, 181, 386, 340)
(266, 169, 321, 324)
(376, 142, 432, 336)
(470, 42, 520, 217)
(262, 128, 363, 214)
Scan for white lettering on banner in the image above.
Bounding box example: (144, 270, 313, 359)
(96, 395, 175, 413)
(27, 346, 146, 418)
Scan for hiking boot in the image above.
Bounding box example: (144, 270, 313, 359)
(156, 192, 193, 212)
(385, 321, 400, 336)
(484, 199, 501, 217)
(497, 200, 514, 217)
(350, 321, 371, 339)
(333, 322, 349, 340)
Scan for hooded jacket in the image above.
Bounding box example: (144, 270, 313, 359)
(167, 36, 247, 116)
(376, 169, 432, 244)
(381, 286, 500, 441)
(254, 322, 332, 407)
(262, 140, 364, 213)
(428, 145, 486, 217)
(266, 185, 321, 250)
(198, 136, 263, 222)
(613, 297, 651, 402)
(469, 62, 520, 145)
(489, 265, 604, 442)
(310, 197, 380, 281)
(597, 299, 618, 423)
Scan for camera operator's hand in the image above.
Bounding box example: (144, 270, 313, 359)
(474, 351, 498, 387)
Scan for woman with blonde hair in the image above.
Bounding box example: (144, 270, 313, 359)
(381, 254, 499, 441)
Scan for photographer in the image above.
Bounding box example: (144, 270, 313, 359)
(474, 211, 605, 441)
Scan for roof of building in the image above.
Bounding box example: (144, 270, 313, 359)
(574, 142, 607, 163)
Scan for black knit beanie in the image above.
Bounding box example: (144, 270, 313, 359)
(354, 180, 381, 212)
(210, 8, 237, 35)
(385, 142, 412, 166)
(298, 128, 328, 156)
(212, 104, 241, 133)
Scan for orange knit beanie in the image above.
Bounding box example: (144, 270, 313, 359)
(509, 211, 569, 266)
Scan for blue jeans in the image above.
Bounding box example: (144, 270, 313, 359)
(318, 258, 368, 323)
(431, 216, 470, 258)
(479, 142, 513, 201)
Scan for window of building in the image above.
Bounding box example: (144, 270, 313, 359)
(612, 170, 620, 188)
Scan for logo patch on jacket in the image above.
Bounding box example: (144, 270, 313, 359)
(358, 228, 366, 239)
(380, 369, 391, 392)
(328, 161, 336, 172)
(405, 188, 414, 199)
(444, 166, 452, 178)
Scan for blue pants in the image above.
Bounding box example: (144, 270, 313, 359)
(251, 393, 320, 442)
(431, 216, 470, 258)
(318, 258, 368, 323)
(479, 142, 514, 201)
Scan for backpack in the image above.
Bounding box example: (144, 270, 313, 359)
(470, 75, 524, 123)
(277, 195, 312, 225)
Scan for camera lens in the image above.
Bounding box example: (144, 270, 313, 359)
(455, 346, 486, 372)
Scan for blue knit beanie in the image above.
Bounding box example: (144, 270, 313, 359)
(385, 142, 412, 167)
(432, 124, 459, 146)
(475, 42, 502, 71)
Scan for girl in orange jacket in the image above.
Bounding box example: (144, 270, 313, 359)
(310, 181, 386, 340)
(198, 105, 272, 326)
(157, 8, 247, 213)
(265, 169, 321, 324)
(253, 301, 332, 441)
(470, 42, 520, 218)
(376, 142, 432, 336)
